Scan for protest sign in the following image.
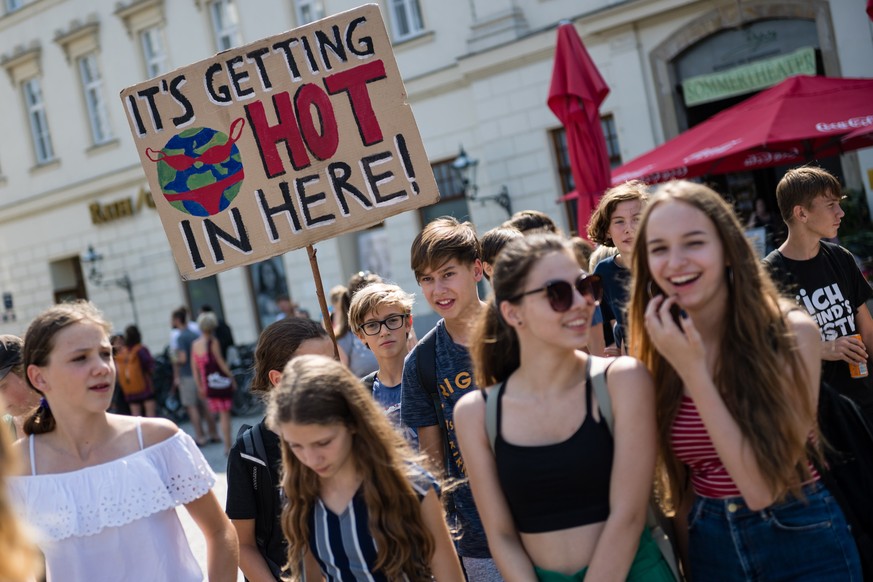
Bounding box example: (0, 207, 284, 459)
(120, 4, 439, 280)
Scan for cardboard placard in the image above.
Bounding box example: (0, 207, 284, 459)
(120, 4, 438, 280)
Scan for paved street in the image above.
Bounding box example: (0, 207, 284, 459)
(176, 410, 265, 581)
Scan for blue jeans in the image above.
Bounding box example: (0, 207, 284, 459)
(687, 482, 861, 581)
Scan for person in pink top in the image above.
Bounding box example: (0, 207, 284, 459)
(627, 181, 861, 580)
(191, 311, 237, 456)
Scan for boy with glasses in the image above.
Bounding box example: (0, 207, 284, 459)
(349, 282, 417, 444)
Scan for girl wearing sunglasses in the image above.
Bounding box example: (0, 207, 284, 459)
(456, 233, 674, 581)
(627, 181, 861, 579)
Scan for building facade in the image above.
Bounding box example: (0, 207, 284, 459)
(1, 0, 871, 349)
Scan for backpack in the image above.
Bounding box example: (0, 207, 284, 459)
(814, 381, 873, 577)
(484, 356, 682, 581)
(236, 422, 283, 580)
(116, 345, 153, 397)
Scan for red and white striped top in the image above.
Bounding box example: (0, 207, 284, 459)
(672, 395, 819, 499)
(672, 395, 742, 498)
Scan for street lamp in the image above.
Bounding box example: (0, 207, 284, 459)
(452, 145, 513, 217)
(81, 245, 139, 326)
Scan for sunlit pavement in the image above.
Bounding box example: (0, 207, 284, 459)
(177, 410, 264, 581)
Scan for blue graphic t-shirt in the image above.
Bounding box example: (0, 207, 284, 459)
(372, 376, 418, 448)
(400, 320, 490, 559)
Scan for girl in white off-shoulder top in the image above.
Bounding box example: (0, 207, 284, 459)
(7, 301, 239, 582)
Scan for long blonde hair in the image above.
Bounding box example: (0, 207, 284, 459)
(626, 181, 818, 511)
(0, 413, 42, 581)
(267, 355, 437, 581)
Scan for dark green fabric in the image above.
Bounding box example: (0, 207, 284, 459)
(533, 531, 675, 581)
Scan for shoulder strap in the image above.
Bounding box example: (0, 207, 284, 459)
(361, 371, 377, 391)
(590, 356, 668, 537)
(415, 326, 451, 476)
(589, 356, 615, 433)
(238, 424, 269, 468)
(484, 383, 504, 454)
(416, 326, 438, 397)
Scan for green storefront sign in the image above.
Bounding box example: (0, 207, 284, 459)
(682, 46, 816, 107)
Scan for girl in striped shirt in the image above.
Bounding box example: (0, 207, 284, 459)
(627, 181, 861, 580)
(266, 354, 464, 582)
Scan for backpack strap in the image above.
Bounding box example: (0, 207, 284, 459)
(415, 327, 451, 475)
(361, 371, 377, 392)
(484, 382, 504, 454)
(589, 356, 615, 432)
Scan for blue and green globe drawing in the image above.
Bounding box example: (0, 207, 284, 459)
(150, 119, 245, 217)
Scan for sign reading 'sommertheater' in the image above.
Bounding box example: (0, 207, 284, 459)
(120, 4, 438, 280)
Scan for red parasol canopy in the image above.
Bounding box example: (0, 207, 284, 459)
(548, 21, 611, 237)
(612, 75, 873, 186)
(841, 122, 873, 151)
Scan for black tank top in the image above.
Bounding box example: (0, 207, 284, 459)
(494, 373, 613, 533)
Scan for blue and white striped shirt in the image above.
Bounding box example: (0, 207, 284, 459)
(308, 465, 437, 581)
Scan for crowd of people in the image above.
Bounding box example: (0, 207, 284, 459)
(0, 165, 871, 581)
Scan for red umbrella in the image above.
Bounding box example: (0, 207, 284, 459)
(841, 123, 873, 151)
(612, 75, 873, 186)
(548, 21, 610, 237)
(868, 0, 873, 21)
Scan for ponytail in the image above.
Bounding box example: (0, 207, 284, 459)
(22, 398, 55, 436)
(470, 297, 520, 388)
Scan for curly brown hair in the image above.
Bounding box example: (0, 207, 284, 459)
(587, 180, 648, 246)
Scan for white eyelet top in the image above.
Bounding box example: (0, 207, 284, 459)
(7, 423, 215, 582)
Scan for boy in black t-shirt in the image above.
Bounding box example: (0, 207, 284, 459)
(763, 166, 873, 416)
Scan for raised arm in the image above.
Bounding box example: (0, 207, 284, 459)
(454, 390, 538, 582)
(584, 358, 657, 581)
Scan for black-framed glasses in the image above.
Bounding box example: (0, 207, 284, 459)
(359, 314, 407, 336)
(507, 273, 602, 313)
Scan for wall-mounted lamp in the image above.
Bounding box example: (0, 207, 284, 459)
(81, 245, 139, 326)
(452, 145, 513, 217)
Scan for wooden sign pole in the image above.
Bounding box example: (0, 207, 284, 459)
(306, 244, 340, 361)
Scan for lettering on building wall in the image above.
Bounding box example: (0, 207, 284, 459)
(120, 5, 438, 280)
(89, 187, 157, 225)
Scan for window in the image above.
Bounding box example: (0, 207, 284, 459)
(23, 77, 55, 164)
(601, 114, 622, 168)
(4, 0, 24, 13)
(389, 0, 424, 41)
(210, 0, 242, 51)
(551, 116, 622, 235)
(419, 159, 470, 226)
(78, 53, 113, 145)
(140, 25, 168, 78)
(294, 0, 324, 25)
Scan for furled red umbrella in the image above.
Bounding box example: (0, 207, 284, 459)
(868, 0, 873, 21)
(611, 75, 873, 186)
(548, 21, 610, 237)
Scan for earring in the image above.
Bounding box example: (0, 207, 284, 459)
(726, 266, 734, 287)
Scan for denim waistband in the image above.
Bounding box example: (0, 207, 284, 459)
(691, 481, 826, 520)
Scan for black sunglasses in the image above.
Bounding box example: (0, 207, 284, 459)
(507, 273, 602, 313)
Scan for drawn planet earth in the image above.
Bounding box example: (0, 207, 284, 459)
(154, 125, 244, 217)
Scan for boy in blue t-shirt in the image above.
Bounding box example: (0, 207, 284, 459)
(349, 282, 417, 445)
(400, 217, 502, 581)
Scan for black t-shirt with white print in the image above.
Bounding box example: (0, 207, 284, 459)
(764, 241, 873, 414)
